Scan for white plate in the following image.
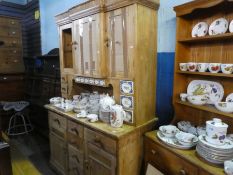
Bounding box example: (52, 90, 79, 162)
(120, 80, 134, 94)
(187, 80, 224, 104)
(226, 93, 233, 102)
(192, 22, 208, 37)
(230, 20, 233, 33)
(199, 135, 233, 150)
(157, 131, 196, 150)
(120, 96, 133, 109)
(209, 18, 228, 35)
(124, 110, 133, 123)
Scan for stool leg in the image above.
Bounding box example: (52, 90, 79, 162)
(7, 113, 16, 135)
(25, 115, 33, 130)
(19, 114, 28, 134)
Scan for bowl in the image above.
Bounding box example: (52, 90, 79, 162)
(179, 63, 188, 71)
(187, 95, 208, 105)
(177, 121, 191, 132)
(175, 132, 198, 146)
(197, 63, 209, 72)
(49, 97, 62, 105)
(215, 102, 233, 113)
(187, 62, 197, 72)
(159, 125, 179, 138)
(221, 64, 233, 74)
(208, 63, 221, 73)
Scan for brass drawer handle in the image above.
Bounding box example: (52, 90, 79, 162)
(94, 136, 104, 149)
(179, 169, 186, 175)
(53, 118, 60, 126)
(71, 127, 79, 135)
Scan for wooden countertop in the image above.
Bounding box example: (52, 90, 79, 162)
(45, 104, 157, 140)
(145, 131, 225, 175)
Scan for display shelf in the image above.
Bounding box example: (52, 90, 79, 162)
(176, 100, 233, 118)
(177, 71, 233, 78)
(178, 33, 233, 43)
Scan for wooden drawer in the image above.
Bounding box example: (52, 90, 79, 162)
(145, 138, 198, 175)
(49, 111, 67, 135)
(1, 37, 22, 48)
(0, 17, 21, 28)
(67, 120, 84, 150)
(0, 48, 22, 57)
(0, 28, 21, 37)
(61, 83, 68, 94)
(68, 144, 84, 169)
(84, 128, 116, 155)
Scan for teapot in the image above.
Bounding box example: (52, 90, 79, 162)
(110, 105, 125, 128)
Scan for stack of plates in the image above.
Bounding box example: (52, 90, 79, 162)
(196, 135, 233, 165)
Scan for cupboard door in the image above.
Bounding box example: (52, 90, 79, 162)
(86, 143, 116, 175)
(74, 14, 104, 77)
(59, 24, 74, 73)
(50, 132, 67, 175)
(106, 6, 135, 79)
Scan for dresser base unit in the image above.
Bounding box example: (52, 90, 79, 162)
(46, 105, 156, 175)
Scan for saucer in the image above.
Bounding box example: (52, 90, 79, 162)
(209, 18, 228, 35)
(192, 22, 208, 37)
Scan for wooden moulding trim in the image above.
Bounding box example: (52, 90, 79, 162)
(174, 0, 226, 17)
(105, 0, 159, 12)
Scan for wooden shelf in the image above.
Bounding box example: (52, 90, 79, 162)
(178, 33, 233, 43)
(176, 100, 233, 118)
(177, 71, 233, 78)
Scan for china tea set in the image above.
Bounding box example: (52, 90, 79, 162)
(50, 92, 126, 128)
(158, 118, 233, 174)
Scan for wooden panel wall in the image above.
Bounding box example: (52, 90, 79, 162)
(0, 0, 41, 57)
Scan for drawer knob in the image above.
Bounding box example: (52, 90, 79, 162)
(151, 149, 157, 155)
(94, 137, 104, 149)
(53, 119, 60, 126)
(179, 169, 186, 175)
(71, 128, 79, 135)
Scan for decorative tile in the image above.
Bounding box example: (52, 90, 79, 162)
(124, 109, 134, 123)
(120, 80, 134, 94)
(120, 95, 133, 109)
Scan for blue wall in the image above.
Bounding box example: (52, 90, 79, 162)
(39, 0, 193, 125)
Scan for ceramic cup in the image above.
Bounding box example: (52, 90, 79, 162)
(208, 63, 221, 73)
(221, 64, 233, 74)
(197, 63, 209, 72)
(224, 160, 233, 175)
(206, 118, 228, 145)
(180, 93, 188, 102)
(179, 63, 188, 71)
(159, 125, 179, 138)
(187, 62, 197, 72)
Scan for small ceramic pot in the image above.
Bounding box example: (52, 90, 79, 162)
(87, 114, 98, 122)
(197, 63, 209, 72)
(208, 63, 221, 73)
(187, 94, 208, 106)
(225, 160, 233, 175)
(159, 125, 179, 138)
(206, 118, 228, 145)
(110, 105, 125, 128)
(180, 93, 188, 102)
(187, 62, 197, 72)
(221, 64, 233, 74)
(179, 63, 188, 71)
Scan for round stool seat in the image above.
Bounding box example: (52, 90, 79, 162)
(3, 101, 33, 136)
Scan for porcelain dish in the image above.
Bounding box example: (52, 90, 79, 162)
(230, 20, 233, 33)
(159, 125, 179, 138)
(226, 93, 233, 102)
(175, 132, 198, 146)
(120, 80, 134, 94)
(209, 18, 228, 35)
(221, 64, 233, 74)
(187, 94, 208, 105)
(215, 102, 233, 113)
(157, 131, 196, 150)
(192, 22, 208, 37)
(187, 80, 224, 104)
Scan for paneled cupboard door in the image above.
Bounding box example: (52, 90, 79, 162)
(74, 14, 107, 78)
(50, 132, 67, 175)
(59, 23, 74, 74)
(106, 5, 136, 79)
(85, 143, 116, 175)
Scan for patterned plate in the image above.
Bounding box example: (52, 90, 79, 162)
(209, 18, 228, 35)
(191, 22, 208, 37)
(187, 80, 224, 104)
